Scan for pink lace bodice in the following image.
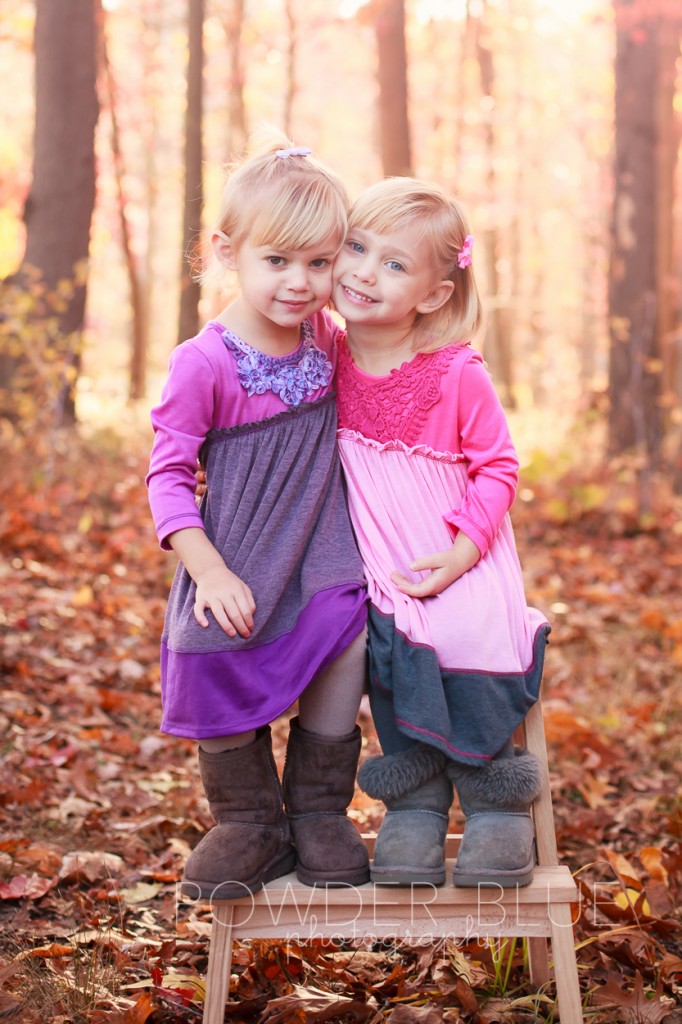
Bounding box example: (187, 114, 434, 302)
(335, 333, 460, 446)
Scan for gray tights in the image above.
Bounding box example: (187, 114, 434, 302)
(200, 629, 367, 752)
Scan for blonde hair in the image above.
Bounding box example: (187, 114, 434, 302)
(209, 127, 348, 275)
(348, 177, 483, 350)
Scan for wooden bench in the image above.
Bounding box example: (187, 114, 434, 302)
(193, 701, 583, 1023)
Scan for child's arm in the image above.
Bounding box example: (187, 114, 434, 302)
(443, 353, 518, 554)
(392, 352, 517, 599)
(147, 343, 215, 546)
(168, 527, 255, 638)
(148, 339, 256, 638)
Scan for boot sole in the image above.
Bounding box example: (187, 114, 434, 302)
(453, 860, 535, 888)
(181, 846, 297, 901)
(295, 864, 370, 887)
(371, 864, 446, 887)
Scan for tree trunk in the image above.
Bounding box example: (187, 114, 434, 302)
(177, 0, 204, 347)
(0, 0, 99, 425)
(283, 0, 297, 136)
(101, 9, 148, 402)
(653, 12, 682, 489)
(225, 0, 247, 158)
(140, 0, 162, 400)
(608, 3, 669, 472)
(471, 0, 514, 406)
(374, 0, 412, 176)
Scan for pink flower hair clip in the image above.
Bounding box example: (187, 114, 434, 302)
(276, 146, 312, 159)
(457, 234, 474, 269)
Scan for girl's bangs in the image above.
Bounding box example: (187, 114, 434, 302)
(247, 178, 347, 251)
(250, 205, 345, 251)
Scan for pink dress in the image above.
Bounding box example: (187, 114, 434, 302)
(335, 334, 549, 765)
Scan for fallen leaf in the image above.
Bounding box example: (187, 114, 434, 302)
(639, 846, 669, 883)
(592, 971, 675, 1022)
(17, 943, 75, 959)
(119, 882, 163, 905)
(389, 1006, 443, 1023)
(603, 849, 642, 887)
(613, 888, 651, 916)
(59, 850, 125, 883)
(0, 873, 55, 900)
(262, 983, 377, 1024)
(579, 772, 617, 809)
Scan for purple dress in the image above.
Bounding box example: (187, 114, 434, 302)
(147, 314, 367, 739)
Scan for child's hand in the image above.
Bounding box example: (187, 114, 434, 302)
(195, 467, 207, 503)
(194, 563, 256, 638)
(391, 533, 481, 599)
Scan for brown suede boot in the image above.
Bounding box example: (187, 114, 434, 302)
(181, 727, 296, 900)
(282, 717, 370, 887)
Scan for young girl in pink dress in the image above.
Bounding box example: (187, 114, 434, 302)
(332, 177, 550, 888)
(147, 133, 369, 899)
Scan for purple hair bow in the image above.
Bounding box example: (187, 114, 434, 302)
(276, 146, 312, 159)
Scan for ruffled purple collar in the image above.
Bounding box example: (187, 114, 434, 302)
(219, 320, 333, 407)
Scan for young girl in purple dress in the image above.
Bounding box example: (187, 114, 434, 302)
(147, 132, 369, 899)
(332, 177, 550, 888)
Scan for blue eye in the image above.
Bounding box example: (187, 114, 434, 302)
(386, 260, 404, 273)
(348, 240, 364, 254)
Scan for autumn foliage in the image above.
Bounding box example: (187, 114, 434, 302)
(0, 423, 680, 1023)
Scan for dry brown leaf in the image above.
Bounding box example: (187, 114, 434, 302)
(59, 849, 125, 883)
(639, 846, 669, 884)
(16, 943, 75, 960)
(0, 872, 56, 900)
(261, 983, 377, 1023)
(592, 972, 676, 1022)
(389, 1005, 443, 1023)
(602, 849, 643, 888)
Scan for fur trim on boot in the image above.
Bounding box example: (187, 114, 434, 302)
(358, 742, 448, 801)
(447, 749, 543, 888)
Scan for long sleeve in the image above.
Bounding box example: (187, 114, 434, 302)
(147, 313, 341, 550)
(146, 342, 219, 549)
(443, 355, 518, 556)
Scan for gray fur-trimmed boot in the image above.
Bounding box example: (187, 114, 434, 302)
(358, 743, 452, 886)
(181, 727, 296, 900)
(447, 748, 542, 888)
(282, 717, 370, 887)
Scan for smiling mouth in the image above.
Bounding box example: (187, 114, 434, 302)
(341, 285, 376, 305)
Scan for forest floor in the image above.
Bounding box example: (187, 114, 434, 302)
(0, 419, 680, 1024)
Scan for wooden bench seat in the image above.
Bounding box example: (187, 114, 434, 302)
(192, 702, 584, 1023)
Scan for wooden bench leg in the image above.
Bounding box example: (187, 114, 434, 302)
(527, 936, 551, 988)
(204, 903, 234, 1024)
(550, 902, 583, 1024)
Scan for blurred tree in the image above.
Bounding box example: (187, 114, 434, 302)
(654, 12, 682, 490)
(608, 1, 680, 494)
(140, 0, 164, 400)
(373, 0, 412, 176)
(224, 0, 247, 157)
(465, 0, 514, 406)
(177, 0, 205, 346)
(0, 0, 99, 425)
(101, 8, 148, 401)
(283, 0, 297, 136)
